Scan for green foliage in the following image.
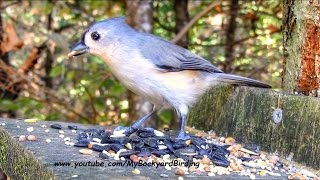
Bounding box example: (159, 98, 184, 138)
(0, 0, 283, 126)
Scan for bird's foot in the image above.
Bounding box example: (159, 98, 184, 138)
(113, 126, 138, 136)
(175, 131, 191, 141)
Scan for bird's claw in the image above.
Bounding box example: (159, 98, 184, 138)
(175, 132, 191, 141)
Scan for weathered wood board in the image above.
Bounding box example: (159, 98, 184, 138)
(0, 119, 291, 180)
(188, 85, 320, 169)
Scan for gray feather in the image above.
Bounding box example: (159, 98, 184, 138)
(215, 74, 271, 88)
(136, 32, 223, 73)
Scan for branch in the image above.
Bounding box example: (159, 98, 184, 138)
(0, 1, 20, 10)
(172, 0, 222, 43)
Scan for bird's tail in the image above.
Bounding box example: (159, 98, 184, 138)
(215, 73, 271, 88)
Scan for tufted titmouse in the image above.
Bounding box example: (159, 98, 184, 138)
(68, 17, 271, 140)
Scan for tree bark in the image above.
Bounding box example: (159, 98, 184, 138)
(222, 0, 239, 73)
(174, 0, 189, 48)
(282, 0, 320, 96)
(0, 4, 17, 118)
(125, 0, 155, 127)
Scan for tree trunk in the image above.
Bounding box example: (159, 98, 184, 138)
(0, 4, 17, 118)
(282, 0, 320, 96)
(222, 0, 239, 73)
(174, 0, 189, 48)
(125, 0, 155, 127)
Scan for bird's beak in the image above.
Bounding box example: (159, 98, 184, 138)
(68, 42, 89, 57)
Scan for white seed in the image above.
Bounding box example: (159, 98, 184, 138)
(79, 149, 92, 155)
(154, 130, 164, 137)
(45, 129, 50, 133)
(27, 127, 34, 132)
(111, 130, 126, 138)
(46, 139, 51, 143)
(59, 130, 64, 134)
(125, 143, 132, 150)
(64, 137, 71, 142)
(158, 145, 167, 150)
(17, 125, 20, 128)
(208, 172, 215, 176)
(132, 168, 140, 175)
(24, 118, 38, 123)
(92, 138, 101, 143)
(59, 134, 65, 138)
(249, 173, 256, 179)
(41, 125, 47, 128)
(71, 130, 77, 133)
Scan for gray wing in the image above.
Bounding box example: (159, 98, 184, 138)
(139, 33, 223, 73)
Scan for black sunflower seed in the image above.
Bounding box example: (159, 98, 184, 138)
(50, 124, 62, 129)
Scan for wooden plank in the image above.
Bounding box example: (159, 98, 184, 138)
(0, 118, 294, 180)
(188, 85, 320, 169)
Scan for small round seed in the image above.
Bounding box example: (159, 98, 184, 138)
(18, 135, 26, 142)
(79, 149, 92, 155)
(27, 135, 37, 141)
(175, 168, 185, 176)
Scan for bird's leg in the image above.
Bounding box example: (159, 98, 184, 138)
(114, 105, 158, 135)
(175, 106, 190, 140)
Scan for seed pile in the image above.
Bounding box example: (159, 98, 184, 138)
(7, 122, 307, 179)
(47, 125, 316, 180)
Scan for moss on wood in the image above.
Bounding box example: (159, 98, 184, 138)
(0, 128, 54, 180)
(188, 85, 320, 169)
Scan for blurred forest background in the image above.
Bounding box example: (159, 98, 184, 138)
(0, 0, 282, 129)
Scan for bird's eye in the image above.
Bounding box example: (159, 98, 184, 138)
(91, 32, 100, 41)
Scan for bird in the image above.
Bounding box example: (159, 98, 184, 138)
(68, 16, 271, 140)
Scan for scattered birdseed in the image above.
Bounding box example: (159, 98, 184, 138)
(27, 135, 37, 141)
(249, 173, 256, 179)
(68, 125, 78, 130)
(154, 130, 164, 137)
(92, 138, 101, 143)
(71, 175, 78, 178)
(24, 118, 38, 123)
(111, 130, 126, 138)
(59, 134, 65, 138)
(178, 176, 183, 180)
(175, 168, 185, 176)
(45, 129, 50, 133)
(71, 130, 77, 133)
(64, 137, 71, 142)
(41, 125, 47, 128)
(67, 126, 318, 179)
(46, 139, 51, 143)
(59, 130, 64, 134)
(50, 123, 62, 129)
(27, 127, 34, 132)
(17, 125, 20, 128)
(18, 135, 26, 142)
(0, 122, 5, 126)
(159, 174, 169, 178)
(132, 168, 140, 175)
(79, 149, 92, 155)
